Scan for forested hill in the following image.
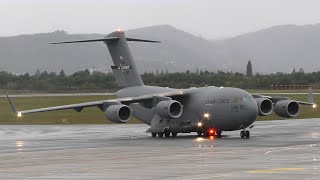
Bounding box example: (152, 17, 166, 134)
(0, 70, 319, 92)
(1, 24, 320, 74)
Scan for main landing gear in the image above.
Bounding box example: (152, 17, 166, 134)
(216, 131, 222, 138)
(151, 131, 177, 138)
(171, 132, 177, 137)
(240, 130, 250, 139)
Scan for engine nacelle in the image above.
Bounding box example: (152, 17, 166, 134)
(255, 98, 273, 116)
(156, 100, 183, 119)
(105, 105, 132, 123)
(274, 100, 300, 118)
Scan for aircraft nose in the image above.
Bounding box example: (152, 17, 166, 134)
(245, 95, 259, 126)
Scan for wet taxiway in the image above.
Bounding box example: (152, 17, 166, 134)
(0, 119, 319, 180)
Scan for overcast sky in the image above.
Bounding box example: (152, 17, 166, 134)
(1, 0, 320, 39)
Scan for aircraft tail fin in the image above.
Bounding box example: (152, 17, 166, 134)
(50, 31, 160, 88)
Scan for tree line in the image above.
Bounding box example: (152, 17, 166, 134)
(0, 69, 319, 92)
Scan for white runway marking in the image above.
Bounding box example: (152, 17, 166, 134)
(265, 151, 272, 154)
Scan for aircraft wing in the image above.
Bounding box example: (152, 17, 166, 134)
(6, 90, 186, 116)
(251, 87, 315, 106)
(295, 101, 314, 106)
(252, 94, 314, 105)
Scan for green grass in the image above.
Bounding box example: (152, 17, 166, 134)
(0, 93, 319, 124)
(247, 89, 320, 93)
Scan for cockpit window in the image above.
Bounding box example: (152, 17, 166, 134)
(243, 96, 252, 102)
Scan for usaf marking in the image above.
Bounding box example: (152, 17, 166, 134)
(205, 98, 230, 105)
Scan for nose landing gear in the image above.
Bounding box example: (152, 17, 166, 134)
(240, 125, 254, 139)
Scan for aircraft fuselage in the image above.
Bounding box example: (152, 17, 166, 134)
(116, 86, 258, 133)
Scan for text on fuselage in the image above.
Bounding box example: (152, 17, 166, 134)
(205, 98, 230, 104)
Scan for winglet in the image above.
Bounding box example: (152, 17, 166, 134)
(307, 87, 314, 104)
(307, 87, 317, 109)
(6, 95, 23, 117)
(6, 95, 17, 113)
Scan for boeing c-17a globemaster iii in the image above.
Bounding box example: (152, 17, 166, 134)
(6, 30, 317, 138)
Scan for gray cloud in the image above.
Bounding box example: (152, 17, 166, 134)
(1, 0, 320, 39)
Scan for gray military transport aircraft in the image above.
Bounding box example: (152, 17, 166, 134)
(6, 30, 317, 139)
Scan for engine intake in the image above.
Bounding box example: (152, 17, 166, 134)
(105, 105, 132, 123)
(156, 100, 183, 119)
(255, 98, 273, 116)
(274, 100, 300, 118)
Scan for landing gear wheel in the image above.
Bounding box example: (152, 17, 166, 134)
(203, 132, 209, 137)
(197, 130, 203, 136)
(151, 133, 157, 137)
(240, 131, 245, 139)
(216, 131, 222, 138)
(165, 132, 170, 137)
(171, 132, 177, 137)
(245, 131, 250, 138)
(158, 133, 164, 137)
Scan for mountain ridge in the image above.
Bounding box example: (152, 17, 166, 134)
(0, 24, 319, 74)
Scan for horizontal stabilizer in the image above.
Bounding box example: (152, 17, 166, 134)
(126, 38, 161, 43)
(50, 37, 160, 44)
(50, 37, 119, 44)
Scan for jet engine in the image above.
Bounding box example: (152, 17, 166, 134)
(105, 105, 132, 123)
(255, 98, 273, 116)
(274, 100, 300, 118)
(156, 100, 183, 119)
